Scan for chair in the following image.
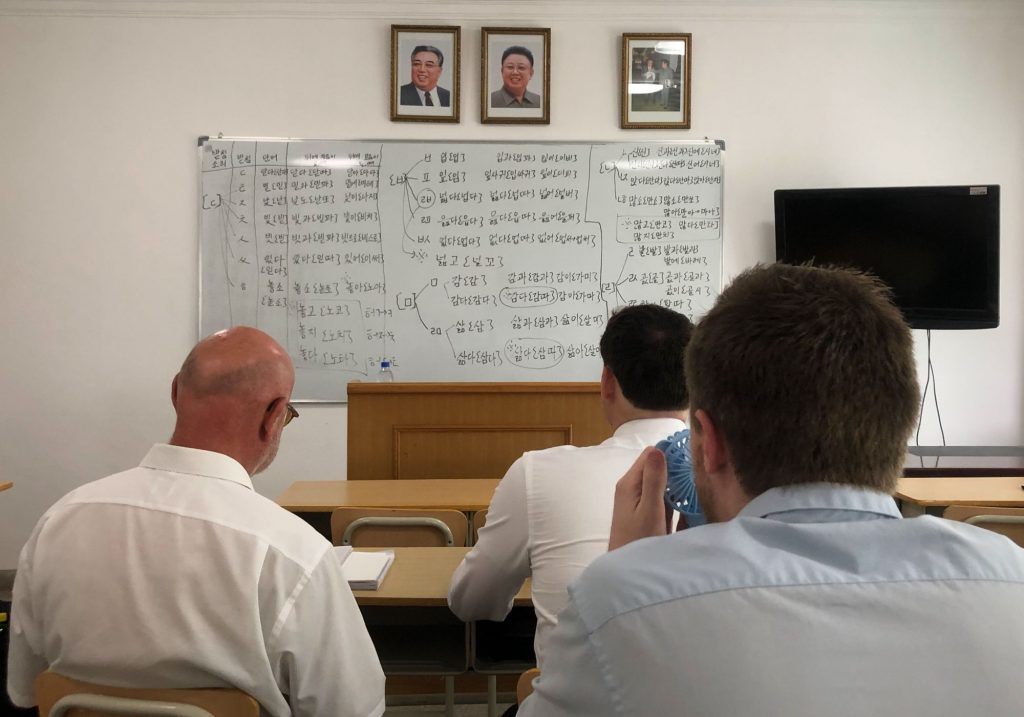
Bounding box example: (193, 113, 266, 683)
(36, 672, 258, 717)
(331, 508, 470, 717)
(943, 504, 1024, 547)
(471, 508, 488, 546)
(331, 507, 469, 548)
(467, 508, 537, 717)
(472, 608, 537, 717)
(516, 668, 540, 704)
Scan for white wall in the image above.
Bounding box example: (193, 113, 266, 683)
(2, 0, 1022, 568)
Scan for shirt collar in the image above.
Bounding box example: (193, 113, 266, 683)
(140, 443, 254, 492)
(496, 87, 534, 106)
(612, 417, 687, 440)
(739, 483, 901, 522)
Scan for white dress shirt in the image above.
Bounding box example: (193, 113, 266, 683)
(519, 483, 1024, 717)
(447, 418, 686, 667)
(7, 444, 385, 717)
(415, 87, 433, 105)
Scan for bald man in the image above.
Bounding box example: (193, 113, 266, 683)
(7, 328, 385, 717)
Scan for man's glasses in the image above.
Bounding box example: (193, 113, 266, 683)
(283, 403, 299, 427)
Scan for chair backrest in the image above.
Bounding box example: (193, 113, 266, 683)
(517, 668, 541, 704)
(331, 507, 469, 547)
(943, 504, 1024, 547)
(36, 672, 259, 717)
(471, 508, 488, 544)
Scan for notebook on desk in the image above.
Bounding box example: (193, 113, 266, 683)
(334, 546, 395, 590)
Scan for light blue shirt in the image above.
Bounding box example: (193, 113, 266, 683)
(520, 483, 1024, 717)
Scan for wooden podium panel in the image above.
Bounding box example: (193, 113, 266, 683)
(348, 382, 607, 480)
(393, 426, 570, 480)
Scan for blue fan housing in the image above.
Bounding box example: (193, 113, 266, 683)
(656, 429, 705, 527)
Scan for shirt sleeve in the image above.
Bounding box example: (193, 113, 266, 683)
(517, 590, 615, 717)
(447, 456, 531, 621)
(7, 521, 48, 708)
(269, 551, 385, 717)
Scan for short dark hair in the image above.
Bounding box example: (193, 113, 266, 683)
(411, 45, 443, 66)
(501, 45, 534, 67)
(599, 304, 693, 411)
(685, 263, 919, 495)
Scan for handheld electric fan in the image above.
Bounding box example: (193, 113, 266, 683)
(656, 429, 705, 527)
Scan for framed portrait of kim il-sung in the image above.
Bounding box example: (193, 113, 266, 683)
(481, 27, 550, 124)
(391, 25, 461, 123)
(621, 33, 691, 129)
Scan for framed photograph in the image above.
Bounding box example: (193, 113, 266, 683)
(391, 25, 460, 122)
(621, 33, 691, 129)
(481, 27, 550, 124)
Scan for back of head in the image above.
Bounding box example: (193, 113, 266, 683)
(599, 304, 693, 411)
(685, 263, 919, 495)
(172, 327, 295, 473)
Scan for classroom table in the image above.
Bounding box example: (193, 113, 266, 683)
(351, 547, 530, 606)
(277, 479, 501, 538)
(277, 479, 500, 512)
(351, 547, 533, 717)
(894, 476, 1024, 517)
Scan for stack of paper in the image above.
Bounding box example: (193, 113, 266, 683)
(335, 547, 395, 590)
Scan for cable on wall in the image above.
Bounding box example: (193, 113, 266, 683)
(914, 329, 947, 447)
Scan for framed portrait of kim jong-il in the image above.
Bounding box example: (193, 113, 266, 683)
(481, 27, 550, 124)
(621, 33, 691, 129)
(391, 25, 461, 123)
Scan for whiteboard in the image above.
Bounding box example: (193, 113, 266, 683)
(199, 138, 724, 401)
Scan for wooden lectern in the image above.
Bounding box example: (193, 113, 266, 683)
(347, 382, 609, 480)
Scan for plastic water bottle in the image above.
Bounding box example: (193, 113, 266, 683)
(378, 360, 395, 382)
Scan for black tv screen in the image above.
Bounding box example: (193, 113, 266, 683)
(774, 185, 1000, 330)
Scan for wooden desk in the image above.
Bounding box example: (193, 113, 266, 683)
(351, 547, 531, 606)
(895, 476, 1024, 517)
(352, 547, 534, 706)
(278, 478, 500, 542)
(0, 481, 12, 493)
(277, 478, 500, 513)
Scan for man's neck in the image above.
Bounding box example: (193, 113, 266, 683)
(168, 431, 255, 476)
(609, 408, 688, 431)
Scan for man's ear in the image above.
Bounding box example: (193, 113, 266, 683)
(693, 409, 728, 473)
(171, 374, 179, 409)
(600, 366, 617, 402)
(260, 397, 286, 441)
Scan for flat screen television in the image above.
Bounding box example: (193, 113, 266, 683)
(774, 185, 1000, 330)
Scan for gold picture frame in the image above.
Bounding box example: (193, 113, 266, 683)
(391, 25, 461, 123)
(481, 27, 551, 124)
(621, 33, 691, 129)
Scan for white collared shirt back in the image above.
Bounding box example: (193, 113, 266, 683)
(8, 444, 385, 717)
